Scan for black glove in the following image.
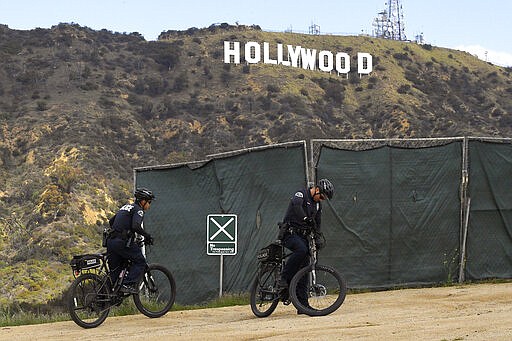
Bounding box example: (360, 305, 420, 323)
(144, 234, 154, 246)
(135, 237, 145, 247)
(314, 232, 326, 250)
(303, 217, 314, 226)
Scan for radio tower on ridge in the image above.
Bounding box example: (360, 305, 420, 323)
(372, 0, 407, 41)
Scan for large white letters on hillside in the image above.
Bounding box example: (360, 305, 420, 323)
(224, 41, 372, 75)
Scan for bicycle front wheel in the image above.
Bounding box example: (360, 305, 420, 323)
(289, 264, 347, 316)
(133, 263, 176, 318)
(250, 263, 280, 317)
(67, 273, 111, 328)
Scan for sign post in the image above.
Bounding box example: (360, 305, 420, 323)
(207, 214, 237, 297)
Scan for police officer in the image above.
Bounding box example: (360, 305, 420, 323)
(107, 188, 155, 294)
(278, 178, 334, 313)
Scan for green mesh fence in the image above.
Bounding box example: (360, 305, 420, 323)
(315, 142, 462, 288)
(133, 138, 512, 304)
(465, 140, 512, 280)
(135, 142, 308, 304)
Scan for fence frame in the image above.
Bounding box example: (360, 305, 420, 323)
(134, 137, 511, 294)
(311, 136, 512, 283)
(311, 137, 470, 282)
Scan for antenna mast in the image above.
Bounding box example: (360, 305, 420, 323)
(373, 0, 407, 41)
(308, 22, 320, 35)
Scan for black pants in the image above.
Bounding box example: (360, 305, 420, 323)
(106, 237, 146, 286)
(281, 233, 309, 305)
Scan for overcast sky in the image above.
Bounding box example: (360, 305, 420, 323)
(2, 0, 511, 66)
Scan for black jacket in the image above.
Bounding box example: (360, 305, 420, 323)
(283, 187, 322, 232)
(109, 201, 149, 239)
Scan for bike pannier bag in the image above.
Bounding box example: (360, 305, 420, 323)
(70, 254, 102, 271)
(257, 243, 282, 263)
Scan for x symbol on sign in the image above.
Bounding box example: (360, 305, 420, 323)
(210, 217, 235, 240)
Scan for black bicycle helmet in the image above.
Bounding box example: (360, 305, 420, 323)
(317, 178, 334, 200)
(134, 187, 155, 201)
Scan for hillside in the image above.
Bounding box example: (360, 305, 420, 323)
(0, 22, 511, 308)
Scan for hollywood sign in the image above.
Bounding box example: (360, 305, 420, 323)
(224, 41, 373, 75)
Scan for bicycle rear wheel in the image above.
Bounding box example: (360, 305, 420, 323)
(250, 263, 280, 317)
(133, 263, 176, 318)
(289, 264, 347, 316)
(67, 273, 111, 328)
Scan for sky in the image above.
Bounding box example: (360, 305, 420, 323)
(1, 0, 511, 67)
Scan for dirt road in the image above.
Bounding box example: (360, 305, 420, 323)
(1, 282, 511, 340)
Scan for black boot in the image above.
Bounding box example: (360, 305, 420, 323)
(297, 302, 313, 315)
(277, 278, 290, 304)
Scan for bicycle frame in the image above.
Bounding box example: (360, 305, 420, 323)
(252, 228, 346, 317)
(69, 239, 176, 328)
(258, 233, 318, 302)
(256, 247, 291, 301)
(306, 231, 319, 289)
(72, 253, 140, 309)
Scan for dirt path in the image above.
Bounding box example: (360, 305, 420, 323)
(1, 282, 511, 340)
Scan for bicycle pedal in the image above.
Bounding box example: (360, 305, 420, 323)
(282, 299, 291, 305)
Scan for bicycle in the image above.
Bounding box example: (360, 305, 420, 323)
(250, 227, 347, 317)
(67, 238, 176, 328)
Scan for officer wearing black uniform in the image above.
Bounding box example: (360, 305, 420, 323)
(278, 178, 334, 313)
(107, 188, 155, 294)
